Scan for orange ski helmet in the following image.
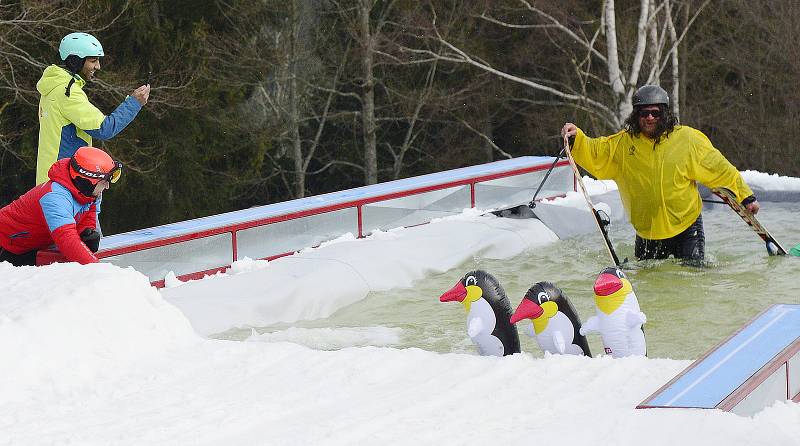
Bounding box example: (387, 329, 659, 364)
(69, 146, 122, 196)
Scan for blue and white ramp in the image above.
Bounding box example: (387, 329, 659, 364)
(637, 304, 800, 416)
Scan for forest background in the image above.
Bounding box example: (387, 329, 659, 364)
(1, 0, 797, 234)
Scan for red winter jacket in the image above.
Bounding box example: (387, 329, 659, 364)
(0, 159, 99, 264)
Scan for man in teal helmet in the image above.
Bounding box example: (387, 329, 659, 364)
(35, 32, 150, 184)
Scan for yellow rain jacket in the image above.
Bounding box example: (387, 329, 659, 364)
(36, 65, 141, 184)
(572, 126, 753, 240)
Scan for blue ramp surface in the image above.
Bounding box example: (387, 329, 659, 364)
(639, 304, 800, 409)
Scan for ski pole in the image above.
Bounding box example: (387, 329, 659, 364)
(562, 135, 621, 266)
(529, 146, 566, 208)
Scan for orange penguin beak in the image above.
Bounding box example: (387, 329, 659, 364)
(594, 272, 623, 296)
(439, 281, 467, 302)
(510, 298, 544, 324)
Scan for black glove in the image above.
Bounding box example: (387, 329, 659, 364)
(80, 228, 101, 253)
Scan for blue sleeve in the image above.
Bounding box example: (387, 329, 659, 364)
(40, 187, 78, 233)
(84, 96, 142, 140)
(95, 195, 103, 235)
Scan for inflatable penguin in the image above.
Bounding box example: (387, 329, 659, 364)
(510, 281, 592, 357)
(580, 267, 647, 358)
(438, 270, 520, 356)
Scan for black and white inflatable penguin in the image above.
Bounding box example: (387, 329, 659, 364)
(580, 267, 647, 358)
(439, 270, 521, 357)
(510, 281, 592, 357)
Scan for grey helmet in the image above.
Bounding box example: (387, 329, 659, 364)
(632, 85, 669, 108)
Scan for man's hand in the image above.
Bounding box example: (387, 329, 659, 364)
(746, 199, 760, 214)
(561, 123, 578, 138)
(80, 228, 101, 253)
(741, 195, 760, 214)
(131, 84, 151, 106)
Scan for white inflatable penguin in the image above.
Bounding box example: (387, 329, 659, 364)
(510, 281, 592, 357)
(580, 267, 647, 358)
(439, 270, 521, 357)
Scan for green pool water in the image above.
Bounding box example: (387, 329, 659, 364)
(246, 202, 800, 360)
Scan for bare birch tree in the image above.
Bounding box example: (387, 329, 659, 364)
(401, 0, 710, 130)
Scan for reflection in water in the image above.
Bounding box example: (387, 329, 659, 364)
(235, 202, 800, 360)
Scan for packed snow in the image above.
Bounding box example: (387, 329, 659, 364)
(742, 170, 800, 191)
(1, 174, 799, 445)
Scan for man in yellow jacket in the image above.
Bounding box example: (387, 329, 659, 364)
(561, 85, 759, 263)
(36, 32, 150, 185)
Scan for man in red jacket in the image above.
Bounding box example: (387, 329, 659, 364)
(0, 146, 122, 266)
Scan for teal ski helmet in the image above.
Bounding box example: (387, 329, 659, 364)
(59, 32, 104, 61)
(59, 32, 104, 97)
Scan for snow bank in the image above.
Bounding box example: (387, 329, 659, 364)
(0, 262, 199, 402)
(160, 212, 558, 336)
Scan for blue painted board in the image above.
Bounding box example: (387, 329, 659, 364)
(645, 304, 800, 408)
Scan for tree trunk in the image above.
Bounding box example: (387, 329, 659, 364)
(604, 0, 625, 124)
(665, 0, 681, 120)
(360, 0, 378, 185)
(289, 0, 305, 198)
(679, 3, 689, 121)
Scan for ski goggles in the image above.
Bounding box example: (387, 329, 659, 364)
(637, 108, 664, 119)
(70, 157, 124, 183)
